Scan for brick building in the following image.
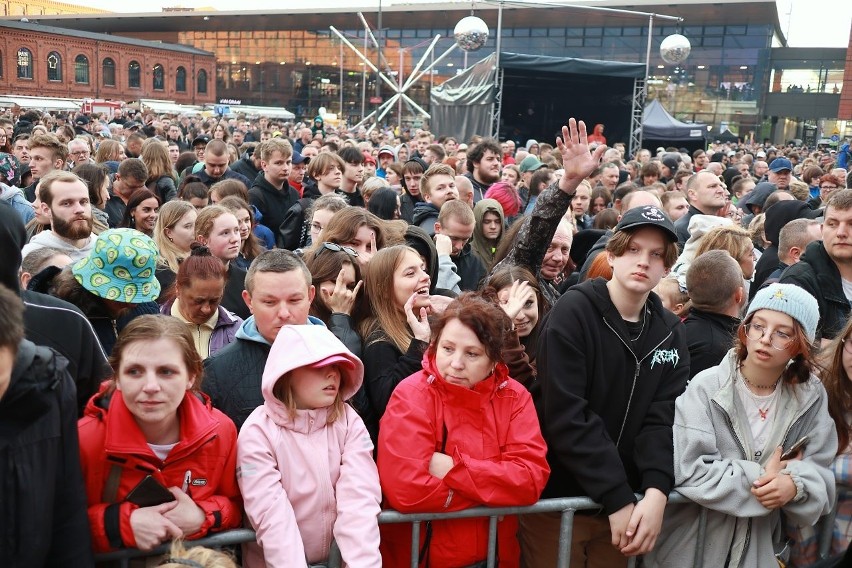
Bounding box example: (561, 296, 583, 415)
(0, 0, 106, 16)
(0, 20, 216, 105)
(840, 21, 852, 120)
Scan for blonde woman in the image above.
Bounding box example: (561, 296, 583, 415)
(94, 139, 125, 164)
(154, 200, 197, 294)
(141, 140, 178, 202)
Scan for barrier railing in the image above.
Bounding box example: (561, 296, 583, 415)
(94, 491, 841, 567)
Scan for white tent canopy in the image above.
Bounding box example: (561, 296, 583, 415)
(134, 99, 204, 116)
(0, 95, 80, 111)
(223, 104, 296, 120)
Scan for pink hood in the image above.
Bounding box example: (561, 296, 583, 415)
(261, 325, 363, 420)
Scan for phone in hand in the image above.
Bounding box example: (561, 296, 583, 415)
(780, 436, 809, 461)
(125, 475, 176, 508)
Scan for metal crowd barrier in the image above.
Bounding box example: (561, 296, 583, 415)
(95, 491, 842, 568)
(92, 494, 692, 567)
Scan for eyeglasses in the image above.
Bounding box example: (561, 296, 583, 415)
(744, 322, 794, 351)
(821, 186, 838, 191)
(315, 242, 358, 257)
(70, 150, 90, 156)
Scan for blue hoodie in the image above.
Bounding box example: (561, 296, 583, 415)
(235, 314, 326, 346)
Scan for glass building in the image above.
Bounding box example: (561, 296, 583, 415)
(36, 0, 802, 138)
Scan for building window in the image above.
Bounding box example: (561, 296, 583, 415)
(75, 55, 89, 84)
(197, 69, 208, 93)
(175, 66, 187, 92)
(47, 51, 62, 82)
(129, 60, 141, 88)
(102, 57, 115, 86)
(17, 47, 33, 79)
(153, 63, 165, 90)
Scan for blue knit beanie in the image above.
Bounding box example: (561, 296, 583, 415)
(746, 283, 819, 343)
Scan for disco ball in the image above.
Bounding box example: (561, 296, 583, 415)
(454, 16, 489, 52)
(660, 34, 691, 65)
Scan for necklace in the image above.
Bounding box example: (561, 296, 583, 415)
(737, 378, 779, 421)
(628, 305, 647, 342)
(740, 371, 781, 393)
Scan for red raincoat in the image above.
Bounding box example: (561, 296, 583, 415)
(78, 383, 242, 552)
(378, 353, 550, 567)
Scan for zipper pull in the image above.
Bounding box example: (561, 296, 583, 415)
(181, 470, 191, 493)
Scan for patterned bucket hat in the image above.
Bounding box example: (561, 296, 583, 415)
(0, 152, 21, 186)
(72, 228, 161, 303)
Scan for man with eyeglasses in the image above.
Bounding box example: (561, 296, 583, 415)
(66, 139, 92, 169)
(780, 188, 852, 343)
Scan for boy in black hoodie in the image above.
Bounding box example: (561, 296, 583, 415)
(525, 205, 690, 567)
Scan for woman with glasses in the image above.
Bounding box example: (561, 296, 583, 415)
(647, 283, 836, 568)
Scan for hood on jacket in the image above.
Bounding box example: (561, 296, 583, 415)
(261, 324, 363, 409)
(592, 124, 605, 136)
(235, 314, 326, 345)
(411, 201, 440, 225)
(0, 200, 26, 292)
(0, 182, 26, 201)
(764, 199, 822, 245)
(405, 225, 439, 293)
(742, 182, 777, 213)
(471, 198, 505, 266)
(525, 139, 538, 151)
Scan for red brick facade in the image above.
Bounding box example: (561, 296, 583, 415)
(841, 21, 852, 120)
(0, 23, 216, 105)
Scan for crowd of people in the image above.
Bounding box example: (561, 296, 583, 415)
(2, 105, 852, 568)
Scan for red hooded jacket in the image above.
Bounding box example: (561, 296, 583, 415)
(78, 383, 241, 552)
(377, 353, 550, 567)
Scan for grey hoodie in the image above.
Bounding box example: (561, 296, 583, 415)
(21, 230, 95, 262)
(646, 349, 836, 568)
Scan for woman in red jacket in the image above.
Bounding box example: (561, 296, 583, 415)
(377, 294, 550, 567)
(78, 315, 241, 553)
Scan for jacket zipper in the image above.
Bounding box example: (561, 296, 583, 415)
(711, 399, 750, 567)
(603, 317, 672, 447)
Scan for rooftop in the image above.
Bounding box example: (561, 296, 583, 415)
(12, 0, 785, 40)
(0, 18, 214, 56)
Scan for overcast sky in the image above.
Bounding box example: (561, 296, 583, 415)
(73, 0, 852, 48)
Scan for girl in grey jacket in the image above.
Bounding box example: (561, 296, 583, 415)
(647, 283, 837, 568)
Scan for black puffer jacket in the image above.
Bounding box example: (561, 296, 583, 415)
(536, 278, 690, 514)
(779, 240, 851, 341)
(0, 340, 94, 567)
(202, 335, 271, 431)
(249, 173, 300, 247)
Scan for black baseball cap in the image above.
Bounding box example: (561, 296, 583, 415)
(614, 205, 678, 243)
(192, 134, 211, 147)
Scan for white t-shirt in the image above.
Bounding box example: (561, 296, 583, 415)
(842, 278, 852, 303)
(735, 378, 779, 461)
(148, 442, 178, 461)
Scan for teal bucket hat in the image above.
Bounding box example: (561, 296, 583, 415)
(72, 228, 161, 303)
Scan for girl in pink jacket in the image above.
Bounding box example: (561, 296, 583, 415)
(237, 324, 382, 567)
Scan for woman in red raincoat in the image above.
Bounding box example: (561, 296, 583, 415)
(78, 315, 241, 553)
(378, 293, 550, 567)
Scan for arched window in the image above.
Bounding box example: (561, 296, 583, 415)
(175, 66, 187, 92)
(128, 60, 141, 88)
(153, 63, 164, 90)
(47, 52, 62, 82)
(75, 54, 89, 84)
(197, 69, 208, 94)
(102, 57, 116, 87)
(16, 47, 33, 79)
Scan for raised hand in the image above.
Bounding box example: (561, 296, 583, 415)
(556, 118, 608, 194)
(404, 293, 431, 343)
(499, 280, 534, 321)
(322, 268, 363, 316)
